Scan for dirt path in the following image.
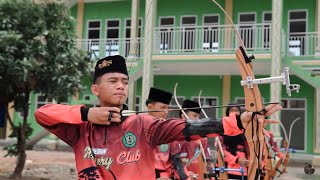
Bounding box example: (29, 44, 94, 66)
(0, 146, 76, 180)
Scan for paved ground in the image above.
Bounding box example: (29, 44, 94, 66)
(0, 146, 319, 179)
(277, 165, 319, 180)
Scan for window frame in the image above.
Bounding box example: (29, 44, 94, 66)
(86, 19, 102, 40)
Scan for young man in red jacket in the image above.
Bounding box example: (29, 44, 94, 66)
(35, 55, 282, 180)
(145, 87, 175, 179)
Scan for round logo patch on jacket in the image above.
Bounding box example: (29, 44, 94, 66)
(122, 132, 136, 148)
(159, 144, 169, 152)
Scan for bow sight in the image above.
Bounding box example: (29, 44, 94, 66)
(240, 67, 300, 96)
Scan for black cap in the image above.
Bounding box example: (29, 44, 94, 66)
(93, 55, 128, 83)
(146, 87, 172, 105)
(182, 99, 201, 114)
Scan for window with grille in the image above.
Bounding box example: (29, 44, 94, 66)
(181, 16, 196, 51)
(238, 13, 256, 49)
(87, 20, 101, 58)
(106, 19, 120, 56)
(159, 17, 175, 53)
(125, 18, 142, 57)
(202, 15, 219, 52)
(263, 12, 271, 49)
(88, 21, 101, 39)
(288, 10, 307, 56)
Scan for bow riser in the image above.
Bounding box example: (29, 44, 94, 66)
(236, 47, 265, 180)
(262, 138, 273, 180)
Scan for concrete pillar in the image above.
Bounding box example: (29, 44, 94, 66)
(76, 0, 84, 49)
(315, 88, 320, 152)
(224, 0, 233, 49)
(270, 0, 283, 144)
(316, 0, 320, 53)
(73, 0, 84, 101)
(141, 0, 157, 111)
(128, 0, 140, 59)
(127, 0, 140, 110)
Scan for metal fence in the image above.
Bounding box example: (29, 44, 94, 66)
(287, 32, 320, 57)
(77, 38, 143, 59)
(153, 23, 271, 54)
(77, 25, 320, 58)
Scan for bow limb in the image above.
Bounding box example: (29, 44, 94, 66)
(198, 90, 209, 118)
(174, 83, 189, 119)
(215, 137, 229, 180)
(272, 119, 291, 178)
(271, 117, 301, 178)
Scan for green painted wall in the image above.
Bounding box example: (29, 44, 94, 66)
(157, 0, 225, 26)
(70, 4, 77, 19)
(233, 0, 271, 24)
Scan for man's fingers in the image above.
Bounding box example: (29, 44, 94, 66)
(103, 107, 121, 113)
(109, 112, 121, 119)
(257, 114, 265, 124)
(264, 103, 278, 112)
(110, 118, 121, 123)
(265, 104, 282, 116)
(108, 111, 121, 123)
(263, 119, 279, 124)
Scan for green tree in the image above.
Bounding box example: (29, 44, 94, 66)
(0, 0, 92, 178)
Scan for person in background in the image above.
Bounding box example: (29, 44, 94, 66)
(172, 100, 212, 180)
(219, 103, 249, 180)
(145, 87, 176, 180)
